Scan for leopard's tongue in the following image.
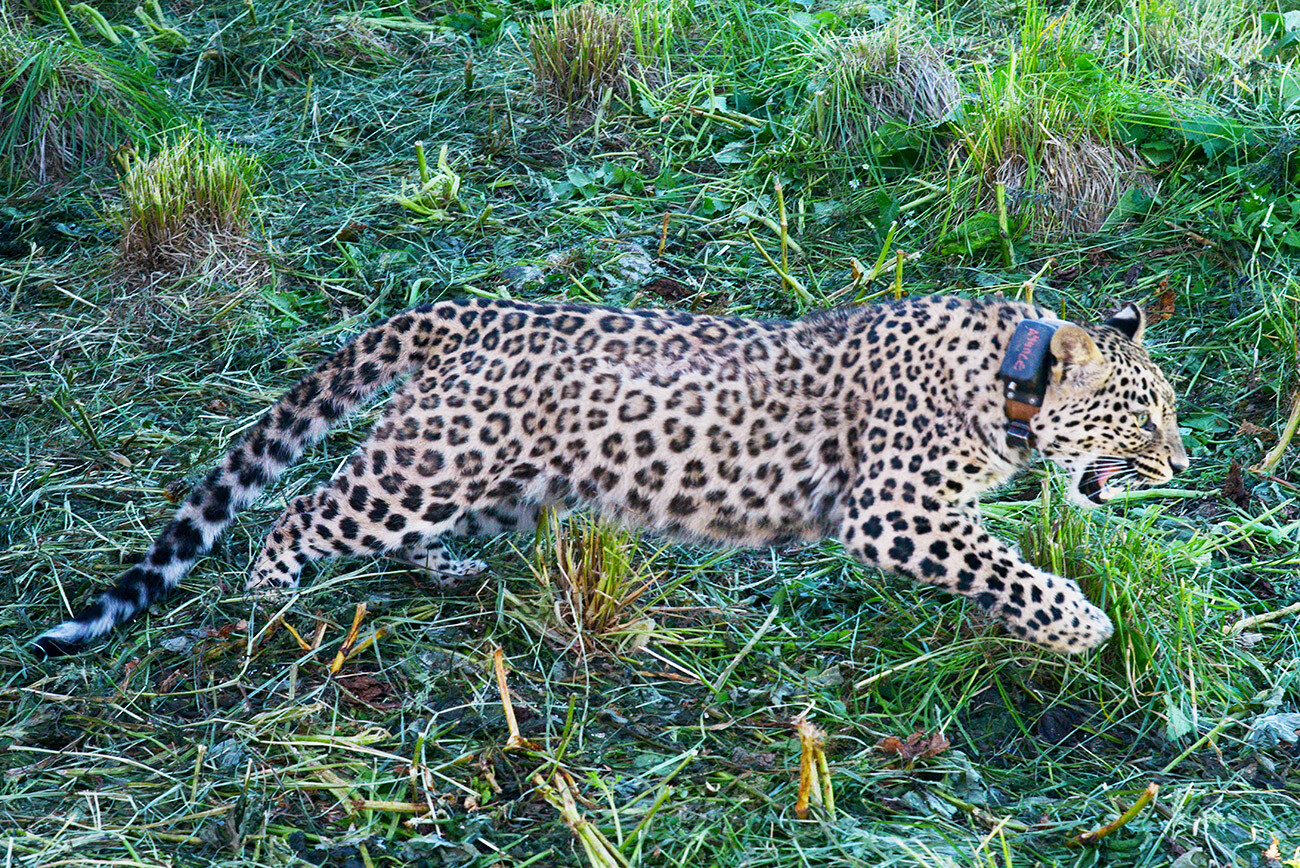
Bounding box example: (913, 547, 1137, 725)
(1078, 460, 1124, 504)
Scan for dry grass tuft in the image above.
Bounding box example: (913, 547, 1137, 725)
(120, 130, 267, 286)
(805, 27, 959, 152)
(990, 133, 1151, 235)
(0, 26, 170, 185)
(527, 2, 639, 125)
(1111, 0, 1271, 87)
(953, 22, 1158, 239)
(216, 14, 412, 85)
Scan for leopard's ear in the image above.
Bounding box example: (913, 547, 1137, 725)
(1050, 324, 1109, 391)
(1104, 303, 1145, 345)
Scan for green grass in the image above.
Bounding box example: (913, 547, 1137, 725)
(528, 2, 643, 125)
(119, 129, 260, 279)
(941, 6, 1159, 239)
(3, 0, 1300, 866)
(0, 20, 172, 186)
(798, 24, 959, 158)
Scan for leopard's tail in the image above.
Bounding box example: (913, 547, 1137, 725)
(32, 304, 456, 658)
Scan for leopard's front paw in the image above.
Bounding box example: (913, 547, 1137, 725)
(995, 573, 1113, 654)
(1033, 597, 1113, 654)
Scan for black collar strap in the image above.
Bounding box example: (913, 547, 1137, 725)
(997, 319, 1059, 450)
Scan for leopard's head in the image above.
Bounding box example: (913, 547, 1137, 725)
(1031, 304, 1188, 509)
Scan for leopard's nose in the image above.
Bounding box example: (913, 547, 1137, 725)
(1169, 457, 1187, 474)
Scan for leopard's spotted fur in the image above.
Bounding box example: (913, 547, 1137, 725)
(33, 295, 1186, 657)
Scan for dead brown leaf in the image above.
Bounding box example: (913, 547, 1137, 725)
(1123, 262, 1142, 287)
(876, 730, 951, 761)
(1085, 247, 1113, 266)
(333, 221, 367, 243)
(642, 276, 692, 300)
(157, 668, 185, 694)
(205, 620, 247, 640)
(1237, 420, 1274, 441)
(336, 674, 400, 709)
(1148, 277, 1175, 322)
(1221, 463, 1250, 507)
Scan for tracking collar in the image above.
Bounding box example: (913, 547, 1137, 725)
(997, 319, 1059, 450)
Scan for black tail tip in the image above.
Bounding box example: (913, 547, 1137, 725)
(31, 636, 82, 660)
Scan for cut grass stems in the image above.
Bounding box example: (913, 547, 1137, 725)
(528, 2, 647, 126)
(528, 509, 661, 655)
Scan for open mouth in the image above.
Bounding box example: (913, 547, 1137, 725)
(1077, 458, 1136, 504)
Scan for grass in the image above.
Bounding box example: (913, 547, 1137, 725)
(0, 22, 171, 185)
(801, 25, 959, 156)
(3, 0, 1300, 866)
(524, 510, 662, 654)
(527, 2, 643, 125)
(946, 9, 1158, 239)
(1105, 0, 1271, 88)
(119, 128, 263, 285)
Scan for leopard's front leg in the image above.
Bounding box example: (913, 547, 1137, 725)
(839, 489, 1113, 653)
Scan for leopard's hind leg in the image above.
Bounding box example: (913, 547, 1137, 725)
(389, 538, 487, 583)
(246, 469, 550, 592)
(388, 499, 553, 585)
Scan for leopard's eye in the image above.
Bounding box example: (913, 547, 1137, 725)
(1136, 410, 1155, 431)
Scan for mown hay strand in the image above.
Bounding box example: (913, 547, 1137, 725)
(204, 13, 415, 86)
(527, 2, 639, 124)
(120, 130, 265, 285)
(804, 27, 959, 152)
(0, 26, 172, 185)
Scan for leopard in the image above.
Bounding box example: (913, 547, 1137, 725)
(32, 294, 1187, 659)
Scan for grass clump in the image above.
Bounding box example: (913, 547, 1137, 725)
(803, 26, 959, 154)
(528, 2, 641, 125)
(951, 15, 1156, 238)
(120, 130, 264, 284)
(528, 510, 661, 655)
(1113, 0, 1213, 84)
(1108, 0, 1271, 88)
(0, 25, 171, 185)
